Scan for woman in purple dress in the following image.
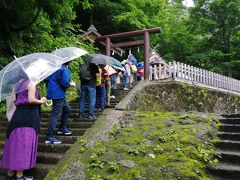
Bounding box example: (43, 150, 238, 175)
(1, 80, 46, 180)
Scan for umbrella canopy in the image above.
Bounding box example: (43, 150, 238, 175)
(0, 53, 62, 101)
(85, 54, 122, 67)
(104, 65, 117, 75)
(52, 47, 88, 64)
(138, 62, 144, 69)
(128, 54, 138, 66)
(111, 65, 125, 72)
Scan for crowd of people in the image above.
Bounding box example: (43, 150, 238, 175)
(0, 55, 144, 180)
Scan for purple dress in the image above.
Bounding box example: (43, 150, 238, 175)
(1, 80, 40, 170)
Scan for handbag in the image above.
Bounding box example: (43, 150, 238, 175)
(6, 90, 16, 121)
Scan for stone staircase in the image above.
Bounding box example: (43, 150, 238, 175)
(208, 113, 240, 180)
(0, 87, 132, 179)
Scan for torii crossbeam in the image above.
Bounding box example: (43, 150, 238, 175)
(95, 27, 161, 80)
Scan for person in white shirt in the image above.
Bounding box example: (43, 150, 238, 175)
(122, 60, 131, 90)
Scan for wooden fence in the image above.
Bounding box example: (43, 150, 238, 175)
(149, 61, 240, 93)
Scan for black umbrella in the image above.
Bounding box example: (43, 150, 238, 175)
(84, 54, 122, 67)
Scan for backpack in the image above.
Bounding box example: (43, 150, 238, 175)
(79, 63, 91, 81)
(131, 64, 137, 73)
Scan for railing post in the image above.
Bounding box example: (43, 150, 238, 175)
(177, 62, 181, 78)
(203, 69, 206, 84)
(149, 65, 152, 80)
(168, 62, 172, 78)
(163, 63, 167, 78)
(206, 71, 209, 85)
(154, 65, 158, 80)
(158, 63, 162, 79)
(196, 68, 199, 82)
(173, 61, 176, 78)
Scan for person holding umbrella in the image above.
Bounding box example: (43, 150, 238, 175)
(122, 60, 131, 91)
(1, 81, 47, 180)
(45, 62, 72, 144)
(0, 54, 61, 180)
(79, 62, 100, 119)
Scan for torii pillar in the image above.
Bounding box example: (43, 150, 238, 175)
(95, 27, 161, 80)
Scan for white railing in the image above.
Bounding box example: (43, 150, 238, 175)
(149, 61, 240, 93)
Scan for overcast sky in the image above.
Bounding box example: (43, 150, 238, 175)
(182, 0, 194, 7)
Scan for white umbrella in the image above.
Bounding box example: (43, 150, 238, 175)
(0, 53, 62, 101)
(104, 65, 117, 75)
(52, 47, 88, 64)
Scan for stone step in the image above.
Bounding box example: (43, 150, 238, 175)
(208, 162, 240, 179)
(40, 112, 103, 118)
(38, 135, 78, 144)
(216, 150, 240, 165)
(37, 143, 72, 153)
(41, 121, 94, 128)
(0, 142, 72, 154)
(69, 103, 118, 109)
(216, 140, 240, 151)
(220, 118, 240, 124)
(0, 127, 86, 136)
(25, 163, 55, 180)
(222, 114, 240, 119)
(0, 135, 78, 155)
(0, 135, 77, 149)
(40, 117, 97, 122)
(0, 120, 94, 129)
(41, 112, 102, 119)
(210, 175, 236, 180)
(219, 132, 240, 141)
(37, 152, 64, 164)
(40, 127, 86, 136)
(44, 102, 119, 111)
(69, 99, 122, 104)
(220, 124, 240, 132)
(0, 163, 54, 180)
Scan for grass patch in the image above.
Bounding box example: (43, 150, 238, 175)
(80, 111, 219, 179)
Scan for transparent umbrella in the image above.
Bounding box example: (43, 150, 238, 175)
(0, 53, 63, 101)
(52, 47, 88, 64)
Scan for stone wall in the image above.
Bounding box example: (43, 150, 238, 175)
(122, 81, 240, 114)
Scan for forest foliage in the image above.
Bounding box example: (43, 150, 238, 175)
(0, 0, 240, 78)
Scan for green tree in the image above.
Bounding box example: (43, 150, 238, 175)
(0, 0, 91, 68)
(188, 0, 240, 77)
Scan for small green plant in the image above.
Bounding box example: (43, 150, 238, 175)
(153, 145, 164, 154)
(128, 147, 139, 156)
(90, 153, 104, 168)
(176, 142, 183, 152)
(78, 139, 86, 153)
(95, 147, 107, 156)
(90, 160, 105, 169)
(108, 162, 119, 172)
(197, 146, 218, 163)
(90, 174, 103, 180)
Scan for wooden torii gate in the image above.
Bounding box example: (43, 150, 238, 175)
(95, 27, 161, 80)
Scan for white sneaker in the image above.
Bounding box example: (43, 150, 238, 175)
(123, 88, 129, 91)
(110, 95, 115, 99)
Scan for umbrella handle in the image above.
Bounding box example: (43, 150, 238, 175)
(46, 99, 53, 106)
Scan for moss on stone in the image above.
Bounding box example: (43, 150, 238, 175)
(131, 82, 240, 113)
(79, 111, 219, 179)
